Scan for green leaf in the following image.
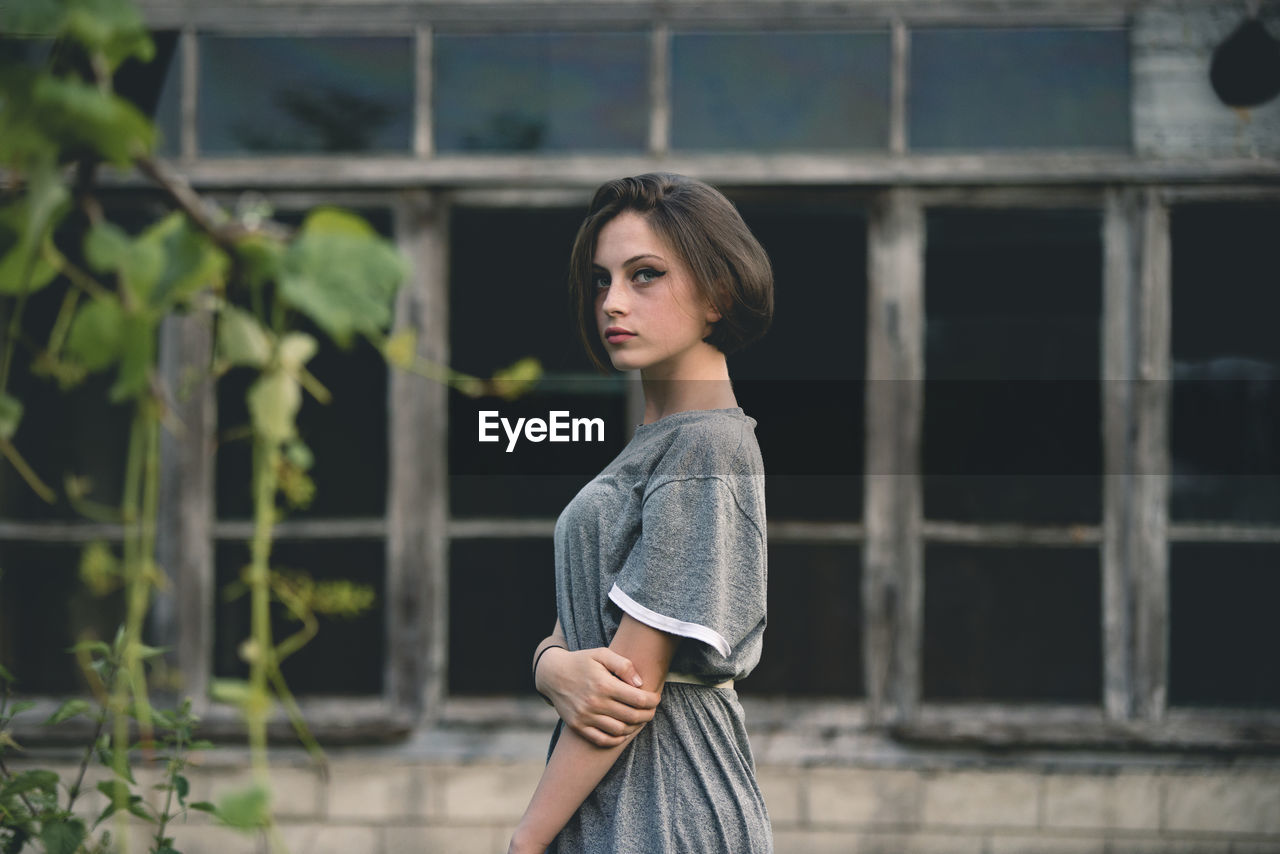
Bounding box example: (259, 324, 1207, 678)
(1, 770, 58, 799)
(134, 213, 225, 309)
(79, 540, 121, 596)
(234, 233, 285, 290)
(188, 801, 217, 813)
(66, 640, 110, 657)
(0, 165, 69, 297)
(283, 438, 313, 471)
(95, 780, 126, 802)
(28, 74, 155, 165)
(126, 799, 154, 822)
(215, 783, 270, 831)
(277, 332, 317, 375)
(0, 393, 22, 442)
(491, 356, 543, 400)
(37, 818, 85, 854)
(84, 220, 133, 275)
(0, 663, 13, 682)
(9, 701, 36, 716)
(280, 208, 406, 347)
(61, 0, 154, 72)
(247, 370, 300, 443)
(108, 313, 155, 402)
(134, 642, 167, 661)
(216, 307, 271, 369)
(65, 296, 125, 373)
(174, 774, 189, 804)
(44, 699, 91, 726)
(207, 679, 252, 708)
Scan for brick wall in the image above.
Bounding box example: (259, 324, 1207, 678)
(24, 755, 1280, 853)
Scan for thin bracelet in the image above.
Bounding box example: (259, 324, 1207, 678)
(532, 643, 566, 706)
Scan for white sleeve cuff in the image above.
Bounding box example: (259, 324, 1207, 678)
(608, 584, 732, 659)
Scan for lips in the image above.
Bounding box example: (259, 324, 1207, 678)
(604, 326, 636, 344)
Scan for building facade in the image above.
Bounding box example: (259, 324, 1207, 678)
(3, 0, 1280, 851)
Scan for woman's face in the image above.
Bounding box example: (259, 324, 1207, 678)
(592, 211, 720, 377)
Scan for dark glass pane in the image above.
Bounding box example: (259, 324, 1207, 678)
(216, 209, 391, 520)
(910, 28, 1131, 151)
(198, 36, 413, 154)
(435, 33, 648, 153)
(1170, 203, 1280, 523)
(114, 31, 180, 157)
(213, 538, 384, 695)
(0, 37, 51, 66)
(739, 542, 861, 697)
(923, 209, 1102, 523)
(1169, 543, 1280, 708)
(733, 201, 868, 520)
(923, 543, 1101, 702)
(448, 538, 556, 695)
(0, 541, 126, 694)
(671, 32, 890, 151)
(448, 207, 627, 517)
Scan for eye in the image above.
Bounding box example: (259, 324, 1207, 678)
(591, 271, 610, 290)
(634, 268, 665, 284)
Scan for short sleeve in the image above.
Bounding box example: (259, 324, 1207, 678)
(608, 474, 765, 661)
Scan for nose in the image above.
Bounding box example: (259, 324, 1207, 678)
(600, 280, 628, 317)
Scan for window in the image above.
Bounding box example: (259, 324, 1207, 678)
(434, 33, 649, 153)
(670, 31, 891, 151)
(198, 36, 415, 154)
(909, 27, 1131, 151)
(1167, 202, 1280, 710)
(923, 208, 1103, 525)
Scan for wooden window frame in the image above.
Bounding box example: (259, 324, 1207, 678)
(872, 184, 1280, 751)
(8, 2, 1278, 749)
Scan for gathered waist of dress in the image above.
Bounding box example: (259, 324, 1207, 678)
(665, 671, 734, 690)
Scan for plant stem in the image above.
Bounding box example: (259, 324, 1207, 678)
(110, 402, 147, 854)
(66, 704, 109, 813)
(248, 436, 279, 785)
(0, 439, 56, 502)
(131, 400, 160, 748)
(152, 720, 184, 851)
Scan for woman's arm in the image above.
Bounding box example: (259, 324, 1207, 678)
(533, 619, 661, 748)
(509, 615, 678, 854)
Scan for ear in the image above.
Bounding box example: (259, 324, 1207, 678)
(704, 292, 723, 324)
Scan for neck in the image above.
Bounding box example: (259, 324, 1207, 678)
(639, 346, 737, 423)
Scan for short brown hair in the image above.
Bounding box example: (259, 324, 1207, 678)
(568, 173, 773, 372)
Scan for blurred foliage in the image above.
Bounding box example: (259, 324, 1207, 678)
(0, 0, 541, 851)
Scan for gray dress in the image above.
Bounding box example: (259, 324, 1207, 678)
(549, 407, 773, 854)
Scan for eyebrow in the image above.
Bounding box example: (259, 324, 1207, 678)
(592, 254, 666, 269)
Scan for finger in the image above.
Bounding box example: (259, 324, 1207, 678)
(594, 648, 645, 688)
(579, 725, 628, 749)
(588, 712, 638, 738)
(602, 700, 656, 726)
(606, 683, 660, 711)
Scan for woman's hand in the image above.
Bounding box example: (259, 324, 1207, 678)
(535, 646, 660, 748)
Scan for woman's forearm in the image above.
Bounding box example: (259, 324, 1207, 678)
(510, 720, 640, 850)
(511, 615, 678, 853)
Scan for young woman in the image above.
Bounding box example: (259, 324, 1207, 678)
(509, 173, 774, 854)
